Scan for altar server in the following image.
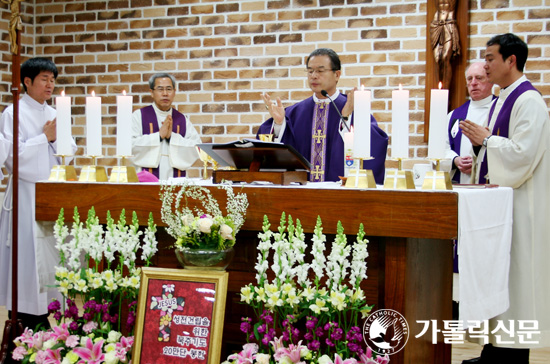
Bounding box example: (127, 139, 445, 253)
(257, 48, 388, 184)
(0, 57, 77, 330)
(461, 33, 550, 364)
(131, 73, 201, 180)
(444, 61, 495, 184)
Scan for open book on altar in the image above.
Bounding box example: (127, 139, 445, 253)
(197, 139, 311, 172)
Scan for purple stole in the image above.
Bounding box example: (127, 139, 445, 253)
(448, 101, 471, 183)
(140, 105, 187, 179)
(479, 81, 538, 184)
(257, 95, 388, 184)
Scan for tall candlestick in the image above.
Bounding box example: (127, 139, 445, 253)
(55, 90, 72, 156)
(427, 82, 449, 159)
(353, 85, 371, 159)
(116, 90, 133, 156)
(86, 91, 102, 157)
(391, 84, 409, 159)
(343, 128, 354, 176)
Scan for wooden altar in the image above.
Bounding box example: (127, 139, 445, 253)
(35, 182, 457, 364)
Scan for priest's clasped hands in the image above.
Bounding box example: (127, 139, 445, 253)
(43, 117, 56, 142)
(159, 114, 172, 140)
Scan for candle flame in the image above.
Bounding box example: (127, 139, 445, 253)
(399, 84, 403, 91)
(61, 90, 65, 97)
(361, 84, 365, 91)
(438, 82, 442, 90)
(91, 90, 96, 97)
(123, 90, 127, 96)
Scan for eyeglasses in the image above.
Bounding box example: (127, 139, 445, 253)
(153, 86, 175, 93)
(305, 68, 336, 76)
(466, 76, 488, 84)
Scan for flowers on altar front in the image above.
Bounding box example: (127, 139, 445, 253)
(160, 181, 249, 251)
(224, 213, 390, 364)
(12, 206, 158, 364)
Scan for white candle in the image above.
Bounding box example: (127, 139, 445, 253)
(116, 90, 133, 156)
(427, 82, 449, 159)
(353, 85, 371, 159)
(55, 90, 72, 156)
(86, 91, 102, 156)
(391, 84, 409, 159)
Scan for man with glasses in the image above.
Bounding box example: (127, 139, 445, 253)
(258, 48, 388, 184)
(444, 61, 495, 184)
(131, 73, 201, 180)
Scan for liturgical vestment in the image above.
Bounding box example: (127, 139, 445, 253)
(131, 103, 201, 181)
(0, 94, 77, 315)
(257, 93, 388, 184)
(474, 76, 550, 348)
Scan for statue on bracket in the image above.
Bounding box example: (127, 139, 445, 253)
(430, 0, 461, 87)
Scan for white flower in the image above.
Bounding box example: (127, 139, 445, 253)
(220, 224, 233, 240)
(198, 217, 213, 233)
(318, 355, 333, 364)
(255, 353, 270, 364)
(107, 330, 122, 343)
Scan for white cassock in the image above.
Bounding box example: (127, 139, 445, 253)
(443, 95, 494, 184)
(474, 75, 550, 348)
(0, 94, 77, 315)
(131, 103, 201, 181)
(0, 133, 10, 179)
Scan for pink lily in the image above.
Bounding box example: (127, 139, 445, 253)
(227, 343, 258, 364)
(332, 353, 358, 364)
(43, 347, 63, 364)
(73, 338, 105, 364)
(275, 341, 307, 363)
(50, 323, 70, 342)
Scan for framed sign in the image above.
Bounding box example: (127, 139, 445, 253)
(132, 267, 229, 364)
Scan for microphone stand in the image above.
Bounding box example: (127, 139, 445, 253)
(321, 90, 351, 132)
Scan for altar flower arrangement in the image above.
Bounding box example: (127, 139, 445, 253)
(160, 181, 249, 251)
(223, 213, 389, 364)
(12, 207, 158, 364)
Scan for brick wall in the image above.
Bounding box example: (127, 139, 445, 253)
(0, 0, 549, 184)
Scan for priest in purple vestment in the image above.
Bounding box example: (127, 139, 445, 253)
(131, 73, 201, 180)
(257, 48, 388, 184)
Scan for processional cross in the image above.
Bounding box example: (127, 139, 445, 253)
(0, 2, 24, 364)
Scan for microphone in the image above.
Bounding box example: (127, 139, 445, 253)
(321, 90, 350, 132)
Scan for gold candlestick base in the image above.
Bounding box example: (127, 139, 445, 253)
(109, 166, 138, 183)
(421, 171, 453, 190)
(48, 165, 78, 182)
(383, 169, 415, 190)
(345, 169, 376, 189)
(79, 165, 108, 182)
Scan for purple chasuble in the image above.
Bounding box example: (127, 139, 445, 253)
(310, 102, 329, 182)
(257, 94, 388, 184)
(140, 105, 188, 179)
(479, 81, 538, 184)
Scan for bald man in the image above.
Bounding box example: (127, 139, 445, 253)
(444, 62, 495, 183)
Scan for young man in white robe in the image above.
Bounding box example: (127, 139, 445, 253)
(461, 33, 550, 364)
(131, 73, 201, 181)
(0, 57, 77, 330)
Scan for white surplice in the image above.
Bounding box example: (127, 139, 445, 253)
(443, 95, 494, 184)
(473, 75, 550, 348)
(0, 94, 77, 315)
(131, 104, 201, 180)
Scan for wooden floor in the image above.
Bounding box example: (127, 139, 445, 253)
(1, 305, 548, 363)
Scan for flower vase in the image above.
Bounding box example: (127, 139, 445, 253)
(175, 247, 235, 270)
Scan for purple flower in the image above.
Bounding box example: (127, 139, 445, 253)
(53, 312, 62, 321)
(110, 314, 119, 324)
(331, 328, 343, 340)
(48, 300, 61, 313)
(261, 335, 271, 346)
(307, 340, 321, 351)
(83, 312, 93, 321)
(304, 332, 313, 341)
(102, 313, 111, 323)
(315, 327, 325, 337)
(348, 342, 361, 353)
(69, 321, 79, 331)
(257, 324, 266, 334)
(240, 321, 251, 334)
(305, 318, 317, 330)
(326, 338, 335, 347)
